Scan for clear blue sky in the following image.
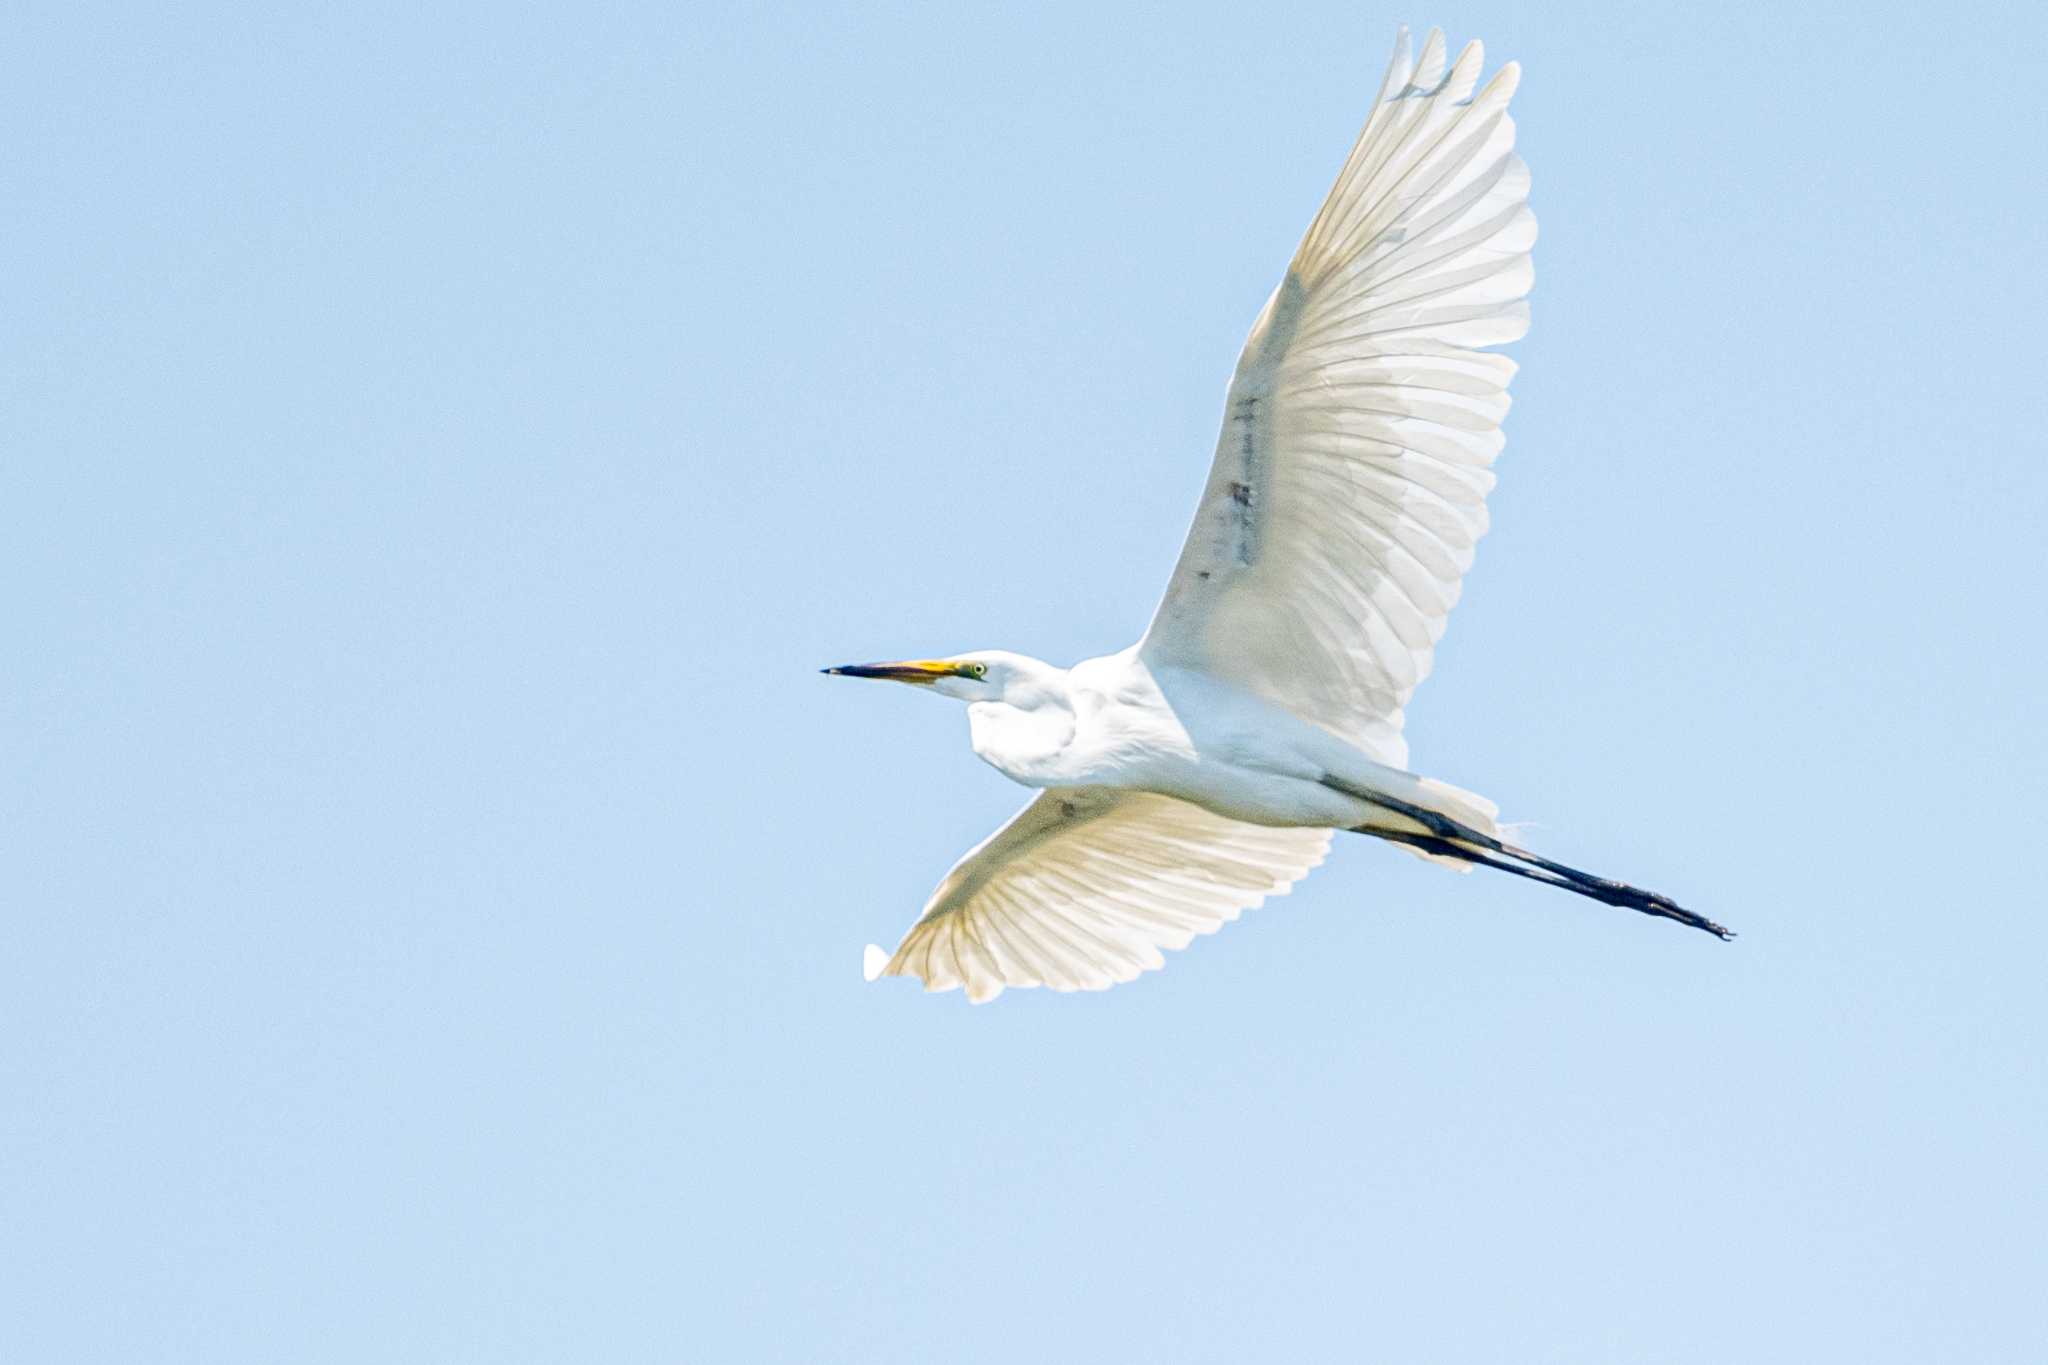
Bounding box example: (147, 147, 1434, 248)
(6, 2, 2045, 1360)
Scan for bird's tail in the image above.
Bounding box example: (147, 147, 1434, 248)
(1319, 771, 1732, 939)
(1381, 776, 1500, 873)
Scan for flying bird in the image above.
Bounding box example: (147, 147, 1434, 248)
(827, 28, 1730, 1003)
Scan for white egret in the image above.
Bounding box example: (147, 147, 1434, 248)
(828, 28, 1730, 1003)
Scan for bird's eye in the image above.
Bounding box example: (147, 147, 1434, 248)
(969, 664, 987, 679)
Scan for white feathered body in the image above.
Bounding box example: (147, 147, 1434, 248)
(966, 648, 1465, 833)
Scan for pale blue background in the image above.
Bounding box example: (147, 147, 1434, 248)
(6, 2, 2045, 1361)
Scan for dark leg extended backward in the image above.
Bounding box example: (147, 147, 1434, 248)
(1321, 774, 1734, 940)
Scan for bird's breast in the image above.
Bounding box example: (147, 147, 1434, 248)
(966, 692, 1195, 792)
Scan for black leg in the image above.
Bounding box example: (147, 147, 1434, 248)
(1324, 771, 1735, 941)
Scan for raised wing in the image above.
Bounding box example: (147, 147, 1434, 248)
(864, 789, 1330, 1003)
(1141, 29, 1533, 766)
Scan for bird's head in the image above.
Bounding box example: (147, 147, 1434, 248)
(822, 650, 1054, 704)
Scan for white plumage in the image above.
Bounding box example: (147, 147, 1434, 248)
(827, 29, 1728, 1004)
(1145, 29, 1529, 770)
(866, 789, 1332, 1005)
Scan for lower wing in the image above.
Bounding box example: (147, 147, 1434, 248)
(865, 788, 1331, 1003)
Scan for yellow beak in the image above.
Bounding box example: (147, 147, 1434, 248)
(821, 659, 968, 686)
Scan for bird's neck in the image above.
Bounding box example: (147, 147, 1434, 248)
(967, 669, 1077, 787)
